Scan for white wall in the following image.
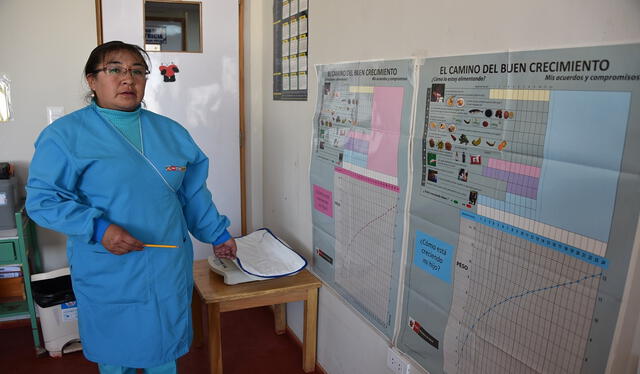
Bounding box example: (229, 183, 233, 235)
(0, 0, 97, 271)
(244, 1, 640, 373)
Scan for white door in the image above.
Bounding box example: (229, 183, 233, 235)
(99, 0, 241, 260)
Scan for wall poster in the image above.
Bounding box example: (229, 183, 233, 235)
(310, 59, 416, 338)
(398, 44, 640, 374)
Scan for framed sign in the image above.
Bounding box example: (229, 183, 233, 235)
(145, 19, 185, 51)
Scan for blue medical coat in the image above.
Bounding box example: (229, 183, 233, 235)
(26, 103, 230, 367)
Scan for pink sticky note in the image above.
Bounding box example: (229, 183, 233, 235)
(313, 185, 333, 217)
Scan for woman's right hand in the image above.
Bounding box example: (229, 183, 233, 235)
(101, 224, 144, 255)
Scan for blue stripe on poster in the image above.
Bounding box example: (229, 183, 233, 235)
(461, 210, 608, 269)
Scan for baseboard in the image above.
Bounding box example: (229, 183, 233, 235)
(285, 326, 329, 374)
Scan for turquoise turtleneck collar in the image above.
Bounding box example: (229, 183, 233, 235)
(92, 100, 143, 152)
(92, 100, 142, 117)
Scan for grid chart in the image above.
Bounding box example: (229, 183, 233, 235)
(490, 89, 549, 166)
(316, 84, 374, 166)
(420, 88, 552, 213)
(427, 87, 608, 257)
(474, 89, 609, 257)
(349, 85, 374, 127)
(477, 88, 548, 215)
(477, 205, 608, 257)
(334, 167, 400, 327)
(443, 213, 602, 374)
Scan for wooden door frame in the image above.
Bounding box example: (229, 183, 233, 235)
(238, 0, 247, 235)
(94, 0, 247, 235)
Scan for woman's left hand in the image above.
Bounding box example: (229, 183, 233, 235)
(213, 238, 237, 260)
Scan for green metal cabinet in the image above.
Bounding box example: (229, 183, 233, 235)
(0, 203, 43, 355)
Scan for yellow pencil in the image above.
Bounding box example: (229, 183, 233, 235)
(144, 244, 178, 248)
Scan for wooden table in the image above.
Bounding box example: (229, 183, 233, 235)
(192, 259, 322, 374)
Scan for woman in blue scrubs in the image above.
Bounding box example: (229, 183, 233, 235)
(26, 41, 237, 373)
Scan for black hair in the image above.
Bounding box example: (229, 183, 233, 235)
(83, 41, 151, 101)
(84, 40, 150, 76)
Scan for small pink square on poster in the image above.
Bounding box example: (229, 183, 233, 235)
(313, 185, 333, 217)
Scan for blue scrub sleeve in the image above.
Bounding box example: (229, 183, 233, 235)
(178, 146, 231, 244)
(212, 230, 231, 246)
(92, 218, 112, 244)
(26, 132, 104, 244)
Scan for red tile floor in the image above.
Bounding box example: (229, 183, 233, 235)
(0, 306, 321, 374)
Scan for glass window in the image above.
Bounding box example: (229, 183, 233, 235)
(144, 1, 202, 53)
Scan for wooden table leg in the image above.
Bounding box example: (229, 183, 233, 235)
(274, 303, 287, 335)
(302, 288, 318, 373)
(208, 303, 223, 374)
(192, 289, 203, 348)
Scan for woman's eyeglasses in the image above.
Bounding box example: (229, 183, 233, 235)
(94, 64, 150, 80)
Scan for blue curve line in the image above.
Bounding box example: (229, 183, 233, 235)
(342, 203, 398, 270)
(346, 203, 398, 250)
(456, 272, 603, 365)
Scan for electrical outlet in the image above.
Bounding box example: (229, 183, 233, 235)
(46, 106, 64, 124)
(387, 347, 410, 374)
